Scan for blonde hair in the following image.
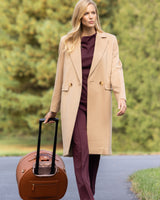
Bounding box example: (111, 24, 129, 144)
(64, 0, 103, 52)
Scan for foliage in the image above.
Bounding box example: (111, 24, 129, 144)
(0, 0, 115, 140)
(112, 0, 160, 152)
(1, 0, 160, 152)
(0, 0, 72, 137)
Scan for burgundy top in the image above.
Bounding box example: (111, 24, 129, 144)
(79, 33, 96, 111)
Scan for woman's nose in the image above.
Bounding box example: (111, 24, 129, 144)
(89, 13, 93, 19)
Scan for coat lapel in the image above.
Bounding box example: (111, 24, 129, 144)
(89, 32, 108, 77)
(69, 39, 82, 83)
(69, 32, 108, 82)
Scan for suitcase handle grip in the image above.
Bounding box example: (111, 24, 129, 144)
(34, 118, 59, 175)
(39, 118, 59, 123)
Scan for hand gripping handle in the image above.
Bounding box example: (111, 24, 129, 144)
(34, 118, 59, 175)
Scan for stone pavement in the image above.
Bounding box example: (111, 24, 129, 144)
(0, 155, 160, 200)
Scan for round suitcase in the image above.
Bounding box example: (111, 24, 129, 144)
(16, 118, 68, 200)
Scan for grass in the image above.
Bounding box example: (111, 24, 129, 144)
(130, 167, 160, 200)
(1, 135, 160, 157)
(0, 135, 63, 156)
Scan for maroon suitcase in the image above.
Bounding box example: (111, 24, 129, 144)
(16, 118, 68, 200)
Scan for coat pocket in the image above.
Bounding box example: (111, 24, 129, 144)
(104, 83, 112, 91)
(62, 83, 73, 92)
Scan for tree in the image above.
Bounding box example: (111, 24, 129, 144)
(112, 0, 160, 152)
(0, 0, 72, 136)
(0, 0, 116, 139)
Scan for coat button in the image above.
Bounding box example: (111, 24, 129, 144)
(69, 83, 73, 87)
(99, 81, 104, 86)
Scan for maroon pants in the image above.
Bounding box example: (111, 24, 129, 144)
(72, 108, 100, 200)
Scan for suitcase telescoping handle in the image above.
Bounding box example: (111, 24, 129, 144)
(34, 118, 59, 175)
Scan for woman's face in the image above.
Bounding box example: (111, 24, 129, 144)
(81, 4, 97, 29)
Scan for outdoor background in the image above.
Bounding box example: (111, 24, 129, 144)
(0, 0, 160, 155)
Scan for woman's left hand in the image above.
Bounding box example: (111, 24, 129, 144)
(117, 98, 127, 116)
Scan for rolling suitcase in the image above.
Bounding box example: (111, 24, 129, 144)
(16, 118, 68, 200)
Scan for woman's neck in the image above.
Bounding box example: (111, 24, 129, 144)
(81, 27, 96, 37)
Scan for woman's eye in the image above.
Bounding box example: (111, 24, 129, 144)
(92, 11, 96, 14)
(84, 12, 88, 16)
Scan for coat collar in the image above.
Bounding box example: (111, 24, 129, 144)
(69, 32, 108, 83)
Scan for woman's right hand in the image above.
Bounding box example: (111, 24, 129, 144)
(44, 111, 57, 124)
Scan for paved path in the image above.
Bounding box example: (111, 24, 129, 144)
(0, 155, 160, 200)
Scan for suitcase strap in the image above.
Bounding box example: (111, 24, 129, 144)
(34, 118, 59, 175)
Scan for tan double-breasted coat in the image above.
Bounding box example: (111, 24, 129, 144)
(50, 31, 126, 156)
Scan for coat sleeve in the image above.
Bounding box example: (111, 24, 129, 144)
(111, 36, 126, 102)
(50, 37, 65, 113)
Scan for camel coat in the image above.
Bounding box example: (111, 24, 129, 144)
(50, 31, 126, 157)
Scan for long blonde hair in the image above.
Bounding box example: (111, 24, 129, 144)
(64, 0, 103, 52)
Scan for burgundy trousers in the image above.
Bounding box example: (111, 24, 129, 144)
(72, 108, 100, 200)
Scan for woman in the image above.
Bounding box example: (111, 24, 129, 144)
(44, 0, 127, 199)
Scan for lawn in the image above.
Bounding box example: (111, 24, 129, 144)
(130, 167, 160, 200)
(1, 135, 160, 157)
(0, 135, 63, 156)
